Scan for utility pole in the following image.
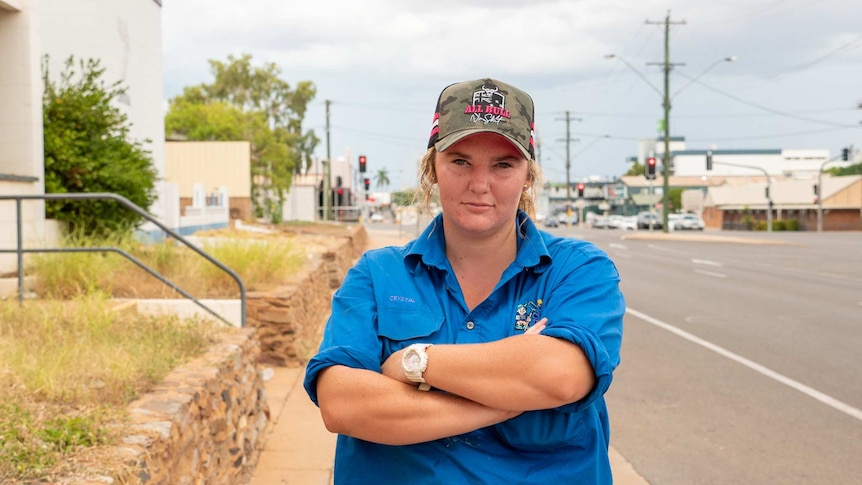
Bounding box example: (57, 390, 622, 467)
(556, 111, 581, 225)
(323, 100, 332, 221)
(647, 11, 685, 233)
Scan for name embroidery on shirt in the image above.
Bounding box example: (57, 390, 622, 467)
(514, 299, 542, 331)
(389, 295, 416, 303)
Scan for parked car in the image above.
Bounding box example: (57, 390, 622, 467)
(591, 216, 612, 229)
(556, 212, 579, 226)
(672, 213, 705, 231)
(544, 216, 559, 228)
(617, 216, 637, 231)
(636, 211, 663, 230)
(369, 213, 384, 223)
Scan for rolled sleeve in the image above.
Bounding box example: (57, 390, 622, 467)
(303, 254, 384, 406)
(541, 243, 625, 412)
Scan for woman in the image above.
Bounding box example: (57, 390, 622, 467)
(304, 78, 625, 484)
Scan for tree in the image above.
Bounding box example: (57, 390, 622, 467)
(374, 168, 391, 190)
(165, 54, 319, 222)
(826, 163, 862, 176)
(624, 162, 645, 177)
(43, 56, 158, 238)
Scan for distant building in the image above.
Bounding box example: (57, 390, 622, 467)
(703, 175, 862, 231)
(164, 141, 251, 222)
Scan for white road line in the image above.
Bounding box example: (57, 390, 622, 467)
(693, 269, 727, 278)
(626, 307, 862, 423)
(609, 243, 627, 250)
(692, 258, 723, 267)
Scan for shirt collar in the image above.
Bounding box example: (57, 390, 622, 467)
(403, 211, 552, 274)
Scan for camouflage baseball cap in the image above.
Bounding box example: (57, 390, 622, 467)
(427, 78, 536, 160)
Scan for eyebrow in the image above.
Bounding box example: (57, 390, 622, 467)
(444, 151, 523, 163)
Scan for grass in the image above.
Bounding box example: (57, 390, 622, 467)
(0, 294, 224, 482)
(0, 225, 317, 481)
(27, 230, 306, 299)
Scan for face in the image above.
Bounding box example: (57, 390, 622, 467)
(434, 132, 530, 237)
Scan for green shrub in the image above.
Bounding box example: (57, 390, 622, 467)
(42, 55, 157, 239)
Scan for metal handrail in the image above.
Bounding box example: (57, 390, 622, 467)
(0, 193, 246, 327)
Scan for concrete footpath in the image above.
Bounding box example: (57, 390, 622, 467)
(246, 228, 649, 484)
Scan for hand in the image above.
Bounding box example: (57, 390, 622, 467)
(525, 318, 547, 335)
(380, 347, 409, 384)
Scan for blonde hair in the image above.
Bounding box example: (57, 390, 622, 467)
(413, 147, 542, 219)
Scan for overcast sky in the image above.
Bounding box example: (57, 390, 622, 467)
(163, 0, 861, 189)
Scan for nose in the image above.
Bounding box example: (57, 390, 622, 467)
(467, 165, 492, 193)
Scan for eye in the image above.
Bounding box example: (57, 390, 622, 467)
(452, 158, 469, 166)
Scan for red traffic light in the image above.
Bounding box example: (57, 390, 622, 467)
(364, 177, 371, 190)
(337, 188, 343, 195)
(359, 155, 367, 173)
(576, 183, 585, 190)
(645, 157, 657, 180)
(577, 182, 585, 198)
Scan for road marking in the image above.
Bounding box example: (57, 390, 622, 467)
(694, 269, 727, 278)
(626, 307, 862, 423)
(692, 258, 723, 267)
(609, 243, 627, 250)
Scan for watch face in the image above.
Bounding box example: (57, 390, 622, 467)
(404, 350, 421, 371)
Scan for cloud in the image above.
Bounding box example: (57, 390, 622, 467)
(163, 0, 862, 183)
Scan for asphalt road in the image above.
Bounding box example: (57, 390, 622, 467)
(363, 221, 862, 483)
(367, 221, 862, 484)
(563, 227, 862, 485)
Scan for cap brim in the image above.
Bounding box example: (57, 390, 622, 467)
(434, 128, 533, 161)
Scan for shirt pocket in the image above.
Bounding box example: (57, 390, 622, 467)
(492, 409, 589, 450)
(377, 304, 444, 343)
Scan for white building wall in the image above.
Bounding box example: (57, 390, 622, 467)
(673, 149, 838, 178)
(0, 1, 47, 274)
(41, 0, 165, 220)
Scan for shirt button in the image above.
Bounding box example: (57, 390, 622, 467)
(466, 321, 475, 330)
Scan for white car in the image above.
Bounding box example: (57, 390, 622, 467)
(671, 213, 705, 231)
(617, 216, 637, 231)
(369, 213, 384, 223)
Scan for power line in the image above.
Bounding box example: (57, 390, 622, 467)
(675, 72, 859, 128)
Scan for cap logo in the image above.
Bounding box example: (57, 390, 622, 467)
(464, 85, 511, 125)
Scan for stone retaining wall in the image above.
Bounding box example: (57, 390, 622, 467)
(55, 224, 367, 484)
(248, 225, 367, 367)
(53, 329, 267, 485)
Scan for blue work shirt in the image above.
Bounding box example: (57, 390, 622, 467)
(304, 212, 625, 484)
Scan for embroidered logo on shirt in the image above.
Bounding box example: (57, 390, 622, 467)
(514, 299, 542, 331)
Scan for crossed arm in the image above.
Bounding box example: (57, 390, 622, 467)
(315, 319, 596, 445)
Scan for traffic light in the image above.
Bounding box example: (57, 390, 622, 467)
(364, 177, 371, 191)
(645, 157, 657, 180)
(706, 150, 713, 171)
(577, 183, 585, 198)
(359, 155, 367, 173)
(813, 184, 819, 196)
(841, 147, 850, 161)
(336, 187, 344, 206)
(335, 175, 343, 187)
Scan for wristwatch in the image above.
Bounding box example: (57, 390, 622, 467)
(402, 343, 433, 391)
